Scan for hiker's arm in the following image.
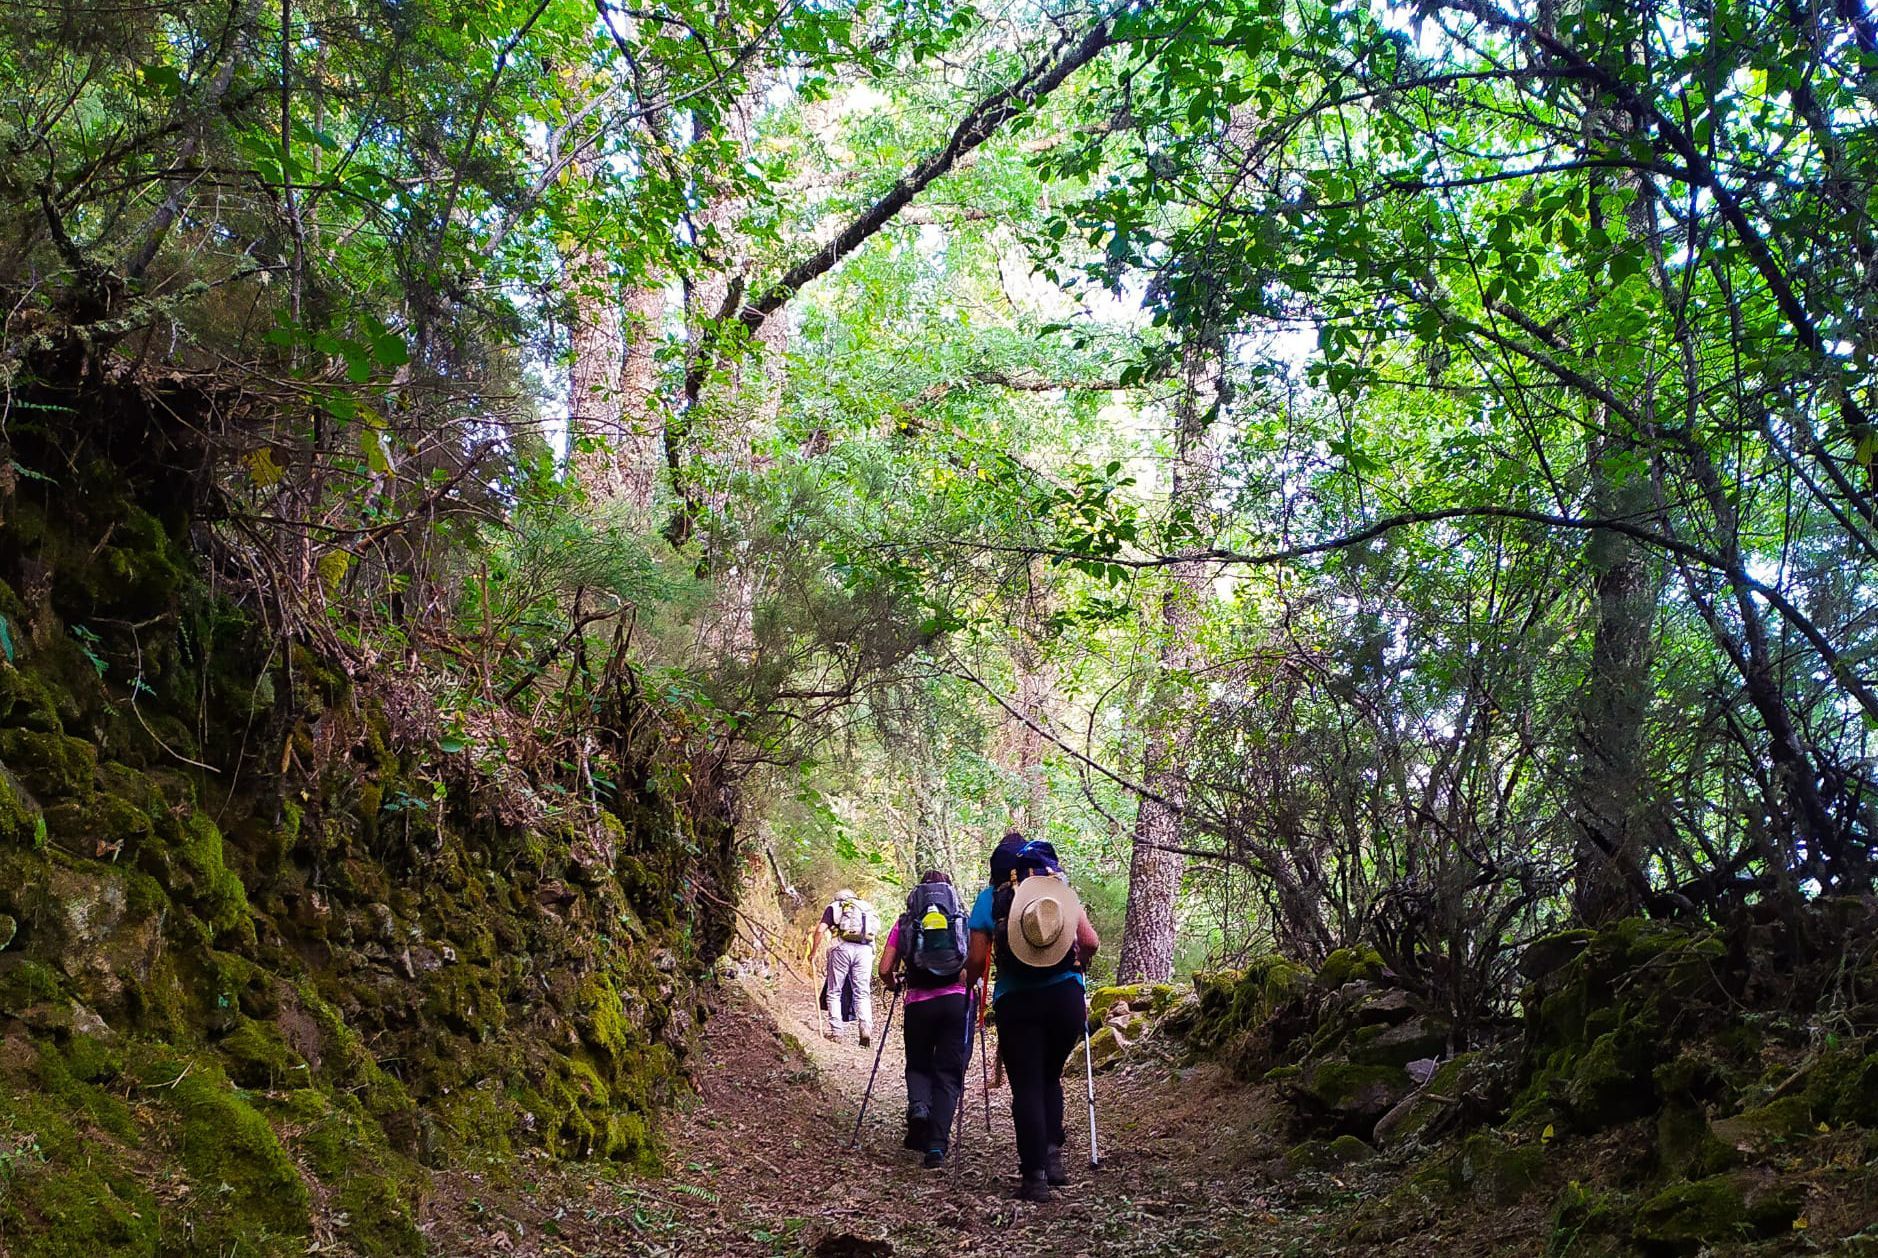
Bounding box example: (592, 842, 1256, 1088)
(808, 919, 828, 964)
(1076, 911, 1100, 958)
(877, 937, 899, 981)
(965, 929, 992, 988)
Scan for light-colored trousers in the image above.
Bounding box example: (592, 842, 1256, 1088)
(825, 940, 874, 1034)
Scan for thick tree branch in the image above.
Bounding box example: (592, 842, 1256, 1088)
(678, 9, 1123, 409)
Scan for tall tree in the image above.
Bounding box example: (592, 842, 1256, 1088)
(1118, 334, 1224, 983)
(1571, 103, 1664, 925)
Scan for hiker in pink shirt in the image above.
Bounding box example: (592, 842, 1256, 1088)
(878, 870, 970, 1167)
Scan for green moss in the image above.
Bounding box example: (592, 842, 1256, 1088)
(282, 1088, 425, 1256)
(1090, 983, 1144, 1022)
(1285, 1138, 1337, 1169)
(1451, 1132, 1545, 1205)
(1089, 982, 1176, 1022)
(219, 1016, 306, 1089)
(358, 781, 383, 843)
(1318, 946, 1385, 988)
(1329, 1133, 1374, 1163)
(34, 1036, 135, 1141)
(160, 1064, 311, 1248)
(170, 813, 251, 934)
(1562, 1025, 1657, 1130)
(0, 727, 97, 797)
(1548, 1182, 1633, 1257)
(0, 1162, 160, 1256)
(0, 957, 62, 1012)
(0, 763, 43, 846)
(1654, 1101, 1736, 1178)
(0, 664, 65, 734)
(1632, 1176, 1746, 1251)
(1296, 1060, 1412, 1122)
(1800, 1047, 1878, 1129)
(336, 1172, 424, 1256)
(1711, 1094, 1815, 1154)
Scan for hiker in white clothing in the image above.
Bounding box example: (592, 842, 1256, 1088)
(810, 888, 879, 1045)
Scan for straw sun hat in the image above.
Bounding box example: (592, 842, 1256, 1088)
(1006, 874, 1083, 968)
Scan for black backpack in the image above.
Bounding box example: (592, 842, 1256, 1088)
(991, 875, 1081, 982)
(898, 881, 967, 988)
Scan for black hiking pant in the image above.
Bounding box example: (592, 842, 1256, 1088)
(901, 992, 969, 1151)
(995, 980, 1084, 1176)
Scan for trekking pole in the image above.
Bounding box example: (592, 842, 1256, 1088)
(847, 988, 900, 1150)
(1082, 1015, 1100, 1168)
(954, 987, 974, 1150)
(979, 976, 992, 1133)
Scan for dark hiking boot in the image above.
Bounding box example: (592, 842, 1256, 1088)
(904, 1107, 929, 1151)
(1016, 1173, 1054, 1203)
(1043, 1144, 1069, 1186)
(859, 1028, 872, 1048)
(922, 1146, 948, 1169)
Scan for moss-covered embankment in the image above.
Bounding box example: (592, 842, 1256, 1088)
(0, 411, 738, 1255)
(1143, 909, 1878, 1253)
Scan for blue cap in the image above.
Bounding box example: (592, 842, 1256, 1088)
(1016, 840, 1061, 876)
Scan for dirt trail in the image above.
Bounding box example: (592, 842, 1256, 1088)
(422, 969, 1359, 1257)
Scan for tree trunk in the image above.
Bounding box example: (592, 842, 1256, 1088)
(1117, 337, 1223, 983)
(565, 191, 627, 498)
(990, 559, 1054, 834)
(1571, 106, 1664, 925)
(611, 279, 667, 526)
(685, 86, 788, 664)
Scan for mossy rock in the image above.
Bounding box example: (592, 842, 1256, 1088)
(1798, 1044, 1878, 1129)
(1561, 1024, 1658, 1131)
(1349, 1014, 1450, 1068)
(160, 1064, 312, 1247)
(1654, 1100, 1738, 1179)
(218, 1016, 307, 1089)
(1629, 1172, 1798, 1252)
(33, 1035, 135, 1141)
(1285, 1133, 1374, 1170)
(1292, 1059, 1413, 1133)
(0, 1161, 160, 1257)
(0, 761, 43, 843)
(1191, 967, 1244, 1013)
(1710, 1094, 1815, 1157)
(1374, 1052, 1479, 1149)
(1318, 946, 1385, 989)
(1183, 955, 1310, 1057)
(1089, 982, 1177, 1022)
(1085, 1023, 1124, 1070)
(1450, 1132, 1546, 1205)
(1548, 1182, 1634, 1257)
(0, 727, 98, 797)
(0, 956, 63, 1012)
(1519, 929, 1596, 983)
(285, 1088, 426, 1255)
(1632, 1176, 1747, 1251)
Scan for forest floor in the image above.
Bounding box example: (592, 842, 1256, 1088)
(418, 972, 1549, 1258)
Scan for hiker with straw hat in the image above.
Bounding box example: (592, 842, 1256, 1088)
(965, 834, 1100, 1203)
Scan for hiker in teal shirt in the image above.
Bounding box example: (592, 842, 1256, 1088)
(966, 832, 1100, 1203)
